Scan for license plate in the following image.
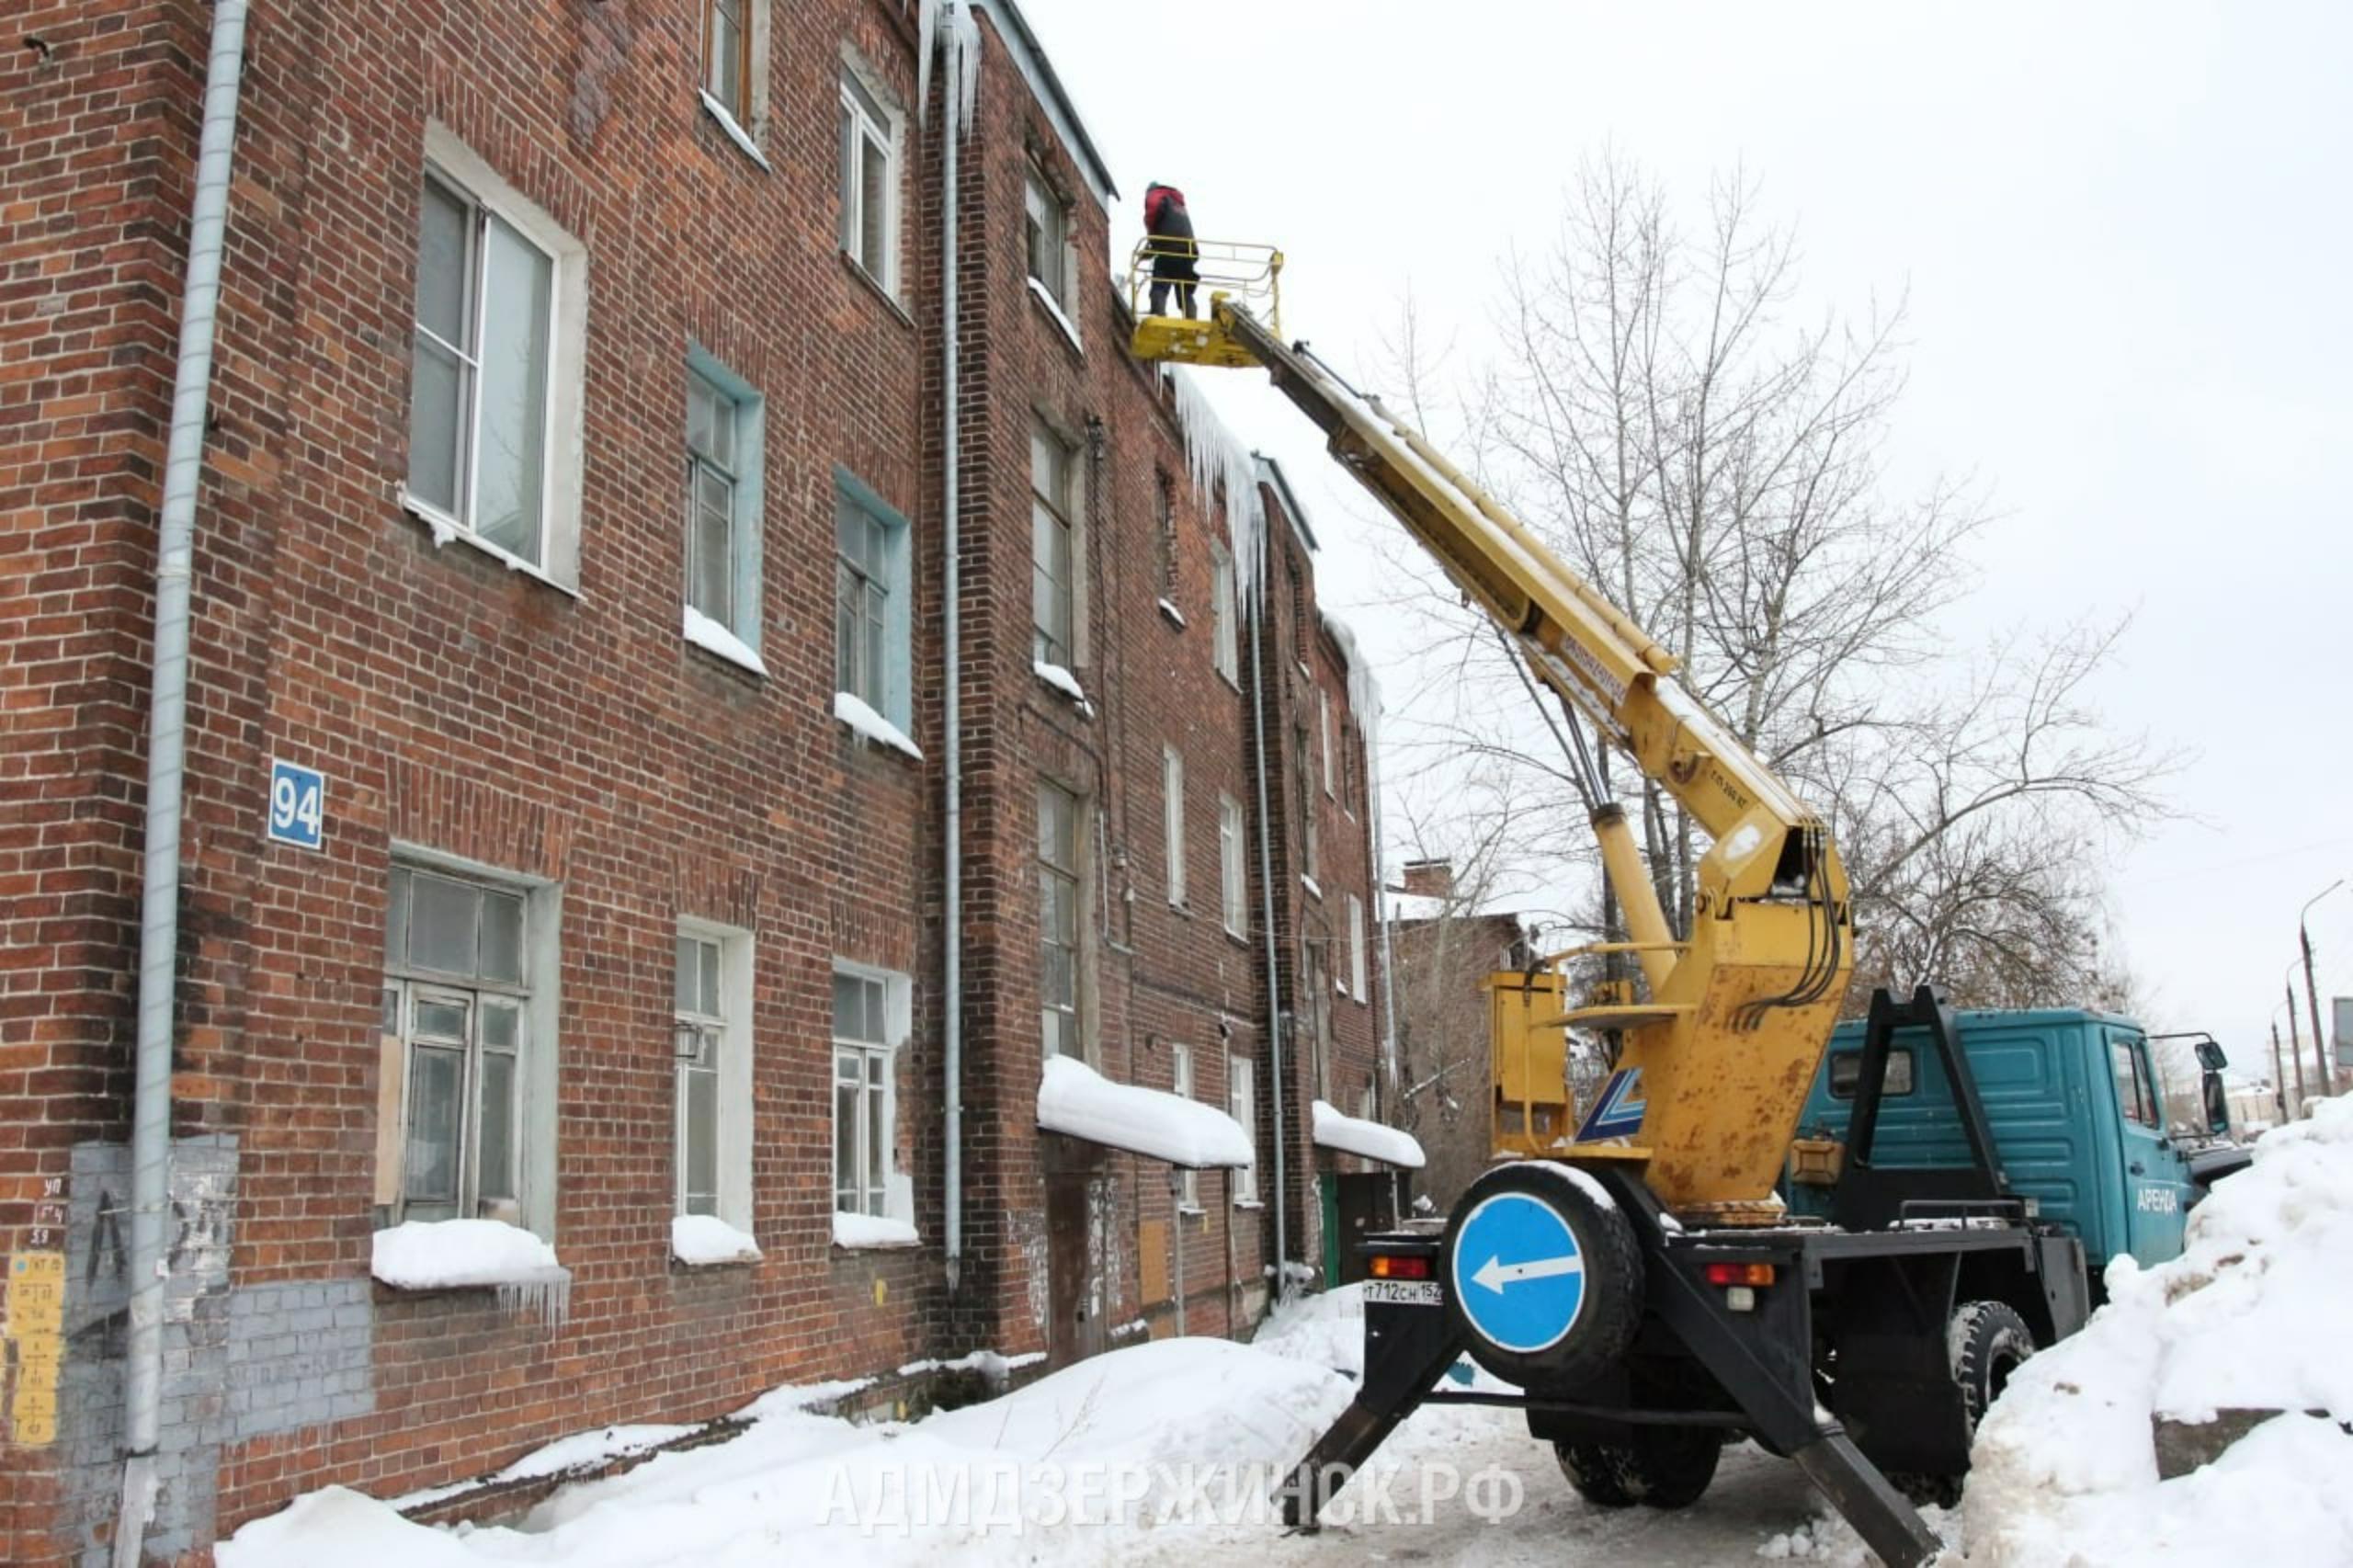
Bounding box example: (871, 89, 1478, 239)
(1364, 1279, 1441, 1307)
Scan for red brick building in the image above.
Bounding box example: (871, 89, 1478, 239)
(0, 0, 1404, 1561)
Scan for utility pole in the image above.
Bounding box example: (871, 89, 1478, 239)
(2269, 1020, 2290, 1123)
(2285, 983, 2307, 1119)
(2299, 880, 2344, 1114)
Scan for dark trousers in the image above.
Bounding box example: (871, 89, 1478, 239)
(1148, 277, 1198, 319)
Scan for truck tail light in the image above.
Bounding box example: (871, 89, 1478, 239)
(1370, 1253, 1431, 1280)
(1703, 1262, 1776, 1288)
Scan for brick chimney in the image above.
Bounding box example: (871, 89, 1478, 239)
(1400, 858, 1454, 900)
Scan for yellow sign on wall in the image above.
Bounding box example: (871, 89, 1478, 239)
(6, 1251, 66, 1447)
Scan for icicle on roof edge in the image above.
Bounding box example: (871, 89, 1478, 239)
(1319, 606, 1381, 755)
(1165, 365, 1268, 619)
(913, 0, 982, 134)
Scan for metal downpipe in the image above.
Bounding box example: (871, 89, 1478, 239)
(119, 3, 250, 1562)
(939, 0, 968, 1295)
(1246, 526, 1288, 1295)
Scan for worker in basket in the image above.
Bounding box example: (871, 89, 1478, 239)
(1142, 181, 1199, 319)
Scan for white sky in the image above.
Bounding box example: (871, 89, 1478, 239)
(1012, 0, 2353, 1086)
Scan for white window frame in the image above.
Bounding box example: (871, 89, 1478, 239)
(675, 921, 755, 1230)
(1171, 1044, 1200, 1212)
(1024, 167, 1074, 312)
(1031, 422, 1080, 668)
(835, 468, 914, 728)
(1229, 1056, 1258, 1205)
(698, 0, 771, 160)
(833, 962, 914, 1223)
(1163, 745, 1187, 909)
(1219, 793, 1246, 938)
(683, 350, 766, 661)
(379, 849, 563, 1241)
(1347, 892, 1368, 1004)
(837, 65, 901, 294)
(1211, 541, 1238, 685)
(404, 125, 587, 590)
(1320, 687, 1337, 797)
(1040, 780, 1086, 1060)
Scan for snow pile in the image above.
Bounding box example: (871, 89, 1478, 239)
(670, 1214, 761, 1267)
(1038, 1055, 1255, 1168)
(1311, 1098, 1427, 1169)
(835, 690, 922, 758)
(1249, 1278, 1368, 1379)
(221, 1338, 1354, 1568)
(832, 1210, 920, 1249)
(1963, 1096, 2353, 1565)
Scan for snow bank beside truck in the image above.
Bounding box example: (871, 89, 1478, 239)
(1962, 1096, 2353, 1565)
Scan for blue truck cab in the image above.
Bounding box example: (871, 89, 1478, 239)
(1787, 1007, 2202, 1271)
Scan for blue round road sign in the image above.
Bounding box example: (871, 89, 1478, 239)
(1449, 1190, 1586, 1355)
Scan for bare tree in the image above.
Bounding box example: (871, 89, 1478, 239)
(1370, 153, 2178, 1012)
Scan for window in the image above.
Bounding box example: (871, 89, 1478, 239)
(1293, 721, 1319, 881)
(1039, 782, 1084, 1059)
(406, 134, 588, 580)
(1031, 424, 1078, 667)
(1211, 541, 1238, 683)
(1154, 472, 1178, 602)
(1827, 1049, 1915, 1099)
(1163, 745, 1187, 908)
(381, 866, 529, 1226)
(1347, 892, 1368, 1003)
(834, 966, 908, 1219)
(1339, 722, 1358, 817)
(1219, 793, 1246, 937)
(1171, 1044, 1199, 1211)
(1024, 168, 1072, 310)
(1319, 687, 1337, 797)
(835, 471, 912, 726)
(702, 0, 754, 127)
(684, 354, 765, 654)
(673, 925, 751, 1226)
(2111, 1039, 2159, 1128)
(1229, 1057, 1257, 1204)
(837, 71, 898, 290)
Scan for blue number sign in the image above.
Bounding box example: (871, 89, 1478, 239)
(1450, 1190, 1586, 1355)
(267, 759, 326, 850)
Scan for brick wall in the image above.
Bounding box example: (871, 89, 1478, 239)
(0, 1, 1388, 1559)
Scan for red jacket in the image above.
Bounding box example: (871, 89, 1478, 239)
(1144, 184, 1188, 234)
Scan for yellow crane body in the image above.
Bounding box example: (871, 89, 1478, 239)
(1138, 278, 1852, 1221)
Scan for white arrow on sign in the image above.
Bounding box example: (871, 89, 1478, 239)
(1471, 1253, 1582, 1294)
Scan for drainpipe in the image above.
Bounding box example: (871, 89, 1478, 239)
(118, 4, 249, 1562)
(1245, 518, 1287, 1298)
(939, 0, 968, 1295)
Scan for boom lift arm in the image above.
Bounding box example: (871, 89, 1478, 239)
(1199, 301, 1853, 1218)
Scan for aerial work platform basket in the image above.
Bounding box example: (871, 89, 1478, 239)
(1125, 237, 1283, 368)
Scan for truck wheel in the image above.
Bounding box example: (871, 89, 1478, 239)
(1893, 1300, 2036, 1506)
(1951, 1300, 2034, 1426)
(1441, 1161, 1642, 1391)
(1553, 1426, 1721, 1510)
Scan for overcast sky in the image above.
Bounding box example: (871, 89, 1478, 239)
(1013, 0, 2353, 1088)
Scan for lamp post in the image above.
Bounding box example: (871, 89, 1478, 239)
(2300, 880, 2344, 1113)
(2282, 970, 2307, 1119)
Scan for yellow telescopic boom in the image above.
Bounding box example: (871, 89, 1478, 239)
(1154, 292, 1853, 1220)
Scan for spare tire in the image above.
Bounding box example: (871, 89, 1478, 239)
(1441, 1161, 1642, 1391)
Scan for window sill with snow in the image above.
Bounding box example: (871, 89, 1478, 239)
(371, 1219, 573, 1323)
(671, 1214, 763, 1269)
(833, 1211, 921, 1251)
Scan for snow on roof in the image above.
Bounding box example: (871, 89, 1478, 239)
(1962, 1095, 2353, 1563)
(1385, 891, 1449, 923)
(1311, 1099, 1426, 1169)
(1037, 1055, 1255, 1169)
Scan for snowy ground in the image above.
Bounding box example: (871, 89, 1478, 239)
(223, 1104, 2353, 1567)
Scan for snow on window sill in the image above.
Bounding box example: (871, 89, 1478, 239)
(1215, 664, 1242, 693)
(671, 1214, 763, 1268)
(1033, 659, 1097, 717)
(682, 605, 767, 676)
(833, 1210, 922, 1250)
(1302, 873, 1323, 901)
(699, 91, 772, 170)
(1232, 1199, 1266, 1211)
(1157, 597, 1187, 628)
(835, 691, 923, 760)
(371, 1218, 567, 1291)
(1176, 1203, 1207, 1219)
(1026, 276, 1085, 355)
(400, 487, 578, 598)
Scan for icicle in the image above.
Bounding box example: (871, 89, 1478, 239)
(915, 0, 937, 127)
(1320, 608, 1382, 755)
(1164, 365, 1268, 619)
(951, 5, 983, 133)
(496, 1269, 572, 1331)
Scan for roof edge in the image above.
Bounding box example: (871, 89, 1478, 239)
(974, 0, 1120, 209)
